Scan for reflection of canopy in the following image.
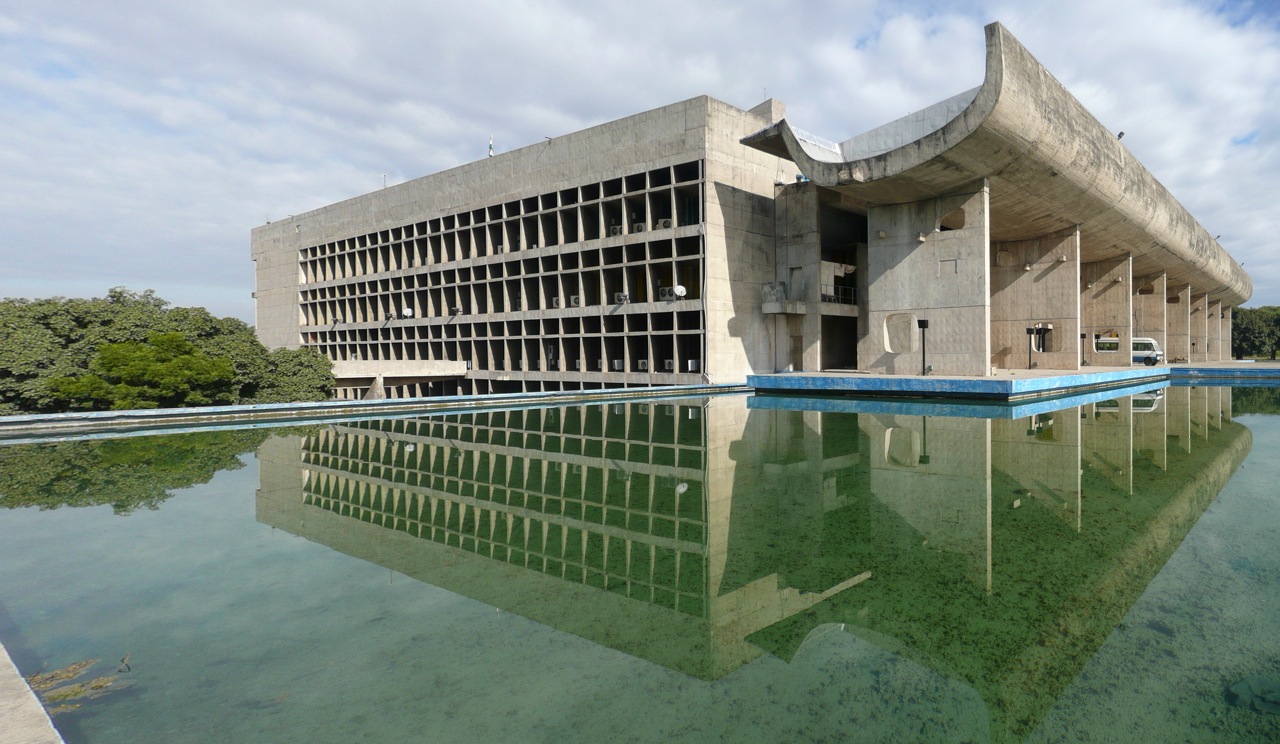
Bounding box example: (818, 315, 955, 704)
(742, 22, 1250, 307)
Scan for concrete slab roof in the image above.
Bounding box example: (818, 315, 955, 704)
(742, 22, 1251, 307)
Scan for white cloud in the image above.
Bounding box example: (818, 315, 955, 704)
(0, 0, 1277, 322)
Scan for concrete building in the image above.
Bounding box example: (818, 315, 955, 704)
(252, 22, 1250, 398)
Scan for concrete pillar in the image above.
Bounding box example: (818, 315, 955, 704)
(1133, 273, 1167, 357)
(1166, 285, 1191, 362)
(1207, 300, 1222, 361)
(1080, 256, 1132, 367)
(1190, 294, 1209, 362)
(770, 183, 821, 372)
(1223, 306, 1234, 360)
(990, 226, 1080, 371)
(861, 183, 991, 376)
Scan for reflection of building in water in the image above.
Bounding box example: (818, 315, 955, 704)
(258, 386, 1249, 739)
(260, 396, 780, 679)
(744, 386, 1249, 742)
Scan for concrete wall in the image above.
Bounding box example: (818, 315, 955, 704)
(860, 185, 991, 376)
(991, 227, 1080, 371)
(768, 183, 821, 372)
(1167, 284, 1191, 362)
(1190, 293, 1209, 362)
(704, 99, 792, 383)
(1081, 257, 1132, 367)
(1133, 273, 1167, 356)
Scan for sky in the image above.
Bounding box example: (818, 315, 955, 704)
(1, 0, 1277, 323)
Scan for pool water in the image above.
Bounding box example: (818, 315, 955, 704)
(1, 385, 1278, 743)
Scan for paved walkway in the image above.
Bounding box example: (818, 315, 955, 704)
(0, 644, 62, 744)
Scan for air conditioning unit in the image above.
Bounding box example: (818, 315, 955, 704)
(529, 243, 537, 250)
(658, 286, 674, 301)
(686, 360, 699, 373)
(660, 404, 675, 415)
(495, 243, 505, 253)
(638, 360, 649, 371)
(595, 359, 604, 371)
(570, 295, 582, 307)
(614, 292, 629, 304)
(574, 359, 583, 370)
(637, 404, 649, 414)
(571, 464, 583, 474)
(657, 218, 674, 229)
(664, 359, 675, 371)
(609, 225, 624, 237)
(552, 297, 562, 308)
(632, 223, 646, 233)
(548, 359, 559, 370)
(612, 403, 625, 414)
(611, 359, 624, 372)
(465, 360, 473, 370)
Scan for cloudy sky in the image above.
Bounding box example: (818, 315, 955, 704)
(2, 0, 1277, 322)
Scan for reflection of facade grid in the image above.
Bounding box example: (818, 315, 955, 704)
(299, 404, 710, 616)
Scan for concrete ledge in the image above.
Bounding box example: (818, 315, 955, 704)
(0, 644, 62, 744)
(0, 384, 748, 442)
(749, 363, 1280, 402)
(748, 367, 1168, 401)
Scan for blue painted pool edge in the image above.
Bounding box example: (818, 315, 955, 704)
(748, 364, 1280, 401)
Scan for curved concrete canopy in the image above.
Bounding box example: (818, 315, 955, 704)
(742, 22, 1251, 307)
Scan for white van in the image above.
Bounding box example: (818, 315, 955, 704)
(1131, 337, 1164, 366)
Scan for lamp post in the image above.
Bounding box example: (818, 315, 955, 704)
(917, 318, 929, 375)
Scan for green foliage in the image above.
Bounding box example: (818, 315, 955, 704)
(0, 288, 333, 413)
(1232, 306, 1280, 360)
(253, 346, 335, 404)
(49, 332, 237, 410)
(1230, 387, 1280, 415)
(0, 428, 272, 514)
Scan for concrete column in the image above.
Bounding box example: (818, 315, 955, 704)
(769, 183, 821, 372)
(993, 407, 1082, 530)
(1133, 273, 1167, 357)
(1190, 294, 1209, 362)
(1191, 385, 1209, 440)
(1080, 256, 1132, 367)
(1207, 300, 1222, 361)
(1223, 306, 1234, 360)
(1166, 285, 1191, 362)
(990, 226, 1080, 371)
(861, 183, 991, 376)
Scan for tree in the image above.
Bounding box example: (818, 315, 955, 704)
(49, 332, 236, 410)
(252, 346, 334, 404)
(0, 288, 334, 413)
(1232, 306, 1280, 360)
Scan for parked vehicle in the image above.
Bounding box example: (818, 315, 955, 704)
(1132, 337, 1164, 366)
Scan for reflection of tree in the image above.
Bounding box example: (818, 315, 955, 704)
(1231, 387, 1280, 415)
(0, 429, 273, 514)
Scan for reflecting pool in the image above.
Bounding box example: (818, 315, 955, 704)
(2, 385, 1279, 742)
